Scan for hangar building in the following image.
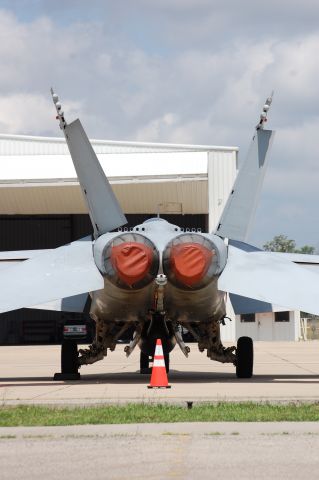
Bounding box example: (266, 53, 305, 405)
(0, 133, 300, 344)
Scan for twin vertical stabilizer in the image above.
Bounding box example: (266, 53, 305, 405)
(216, 95, 275, 242)
(51, 89, 127, 238)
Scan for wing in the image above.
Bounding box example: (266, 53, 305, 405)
(0, 238, 103, 314)
(269, 252, 319, 274)
(228, 247, 319, 314)
(229, 293, 273, 315)
(0, 247, 91, 312)
(0, 249, 53, 271)
(219, 246, 319, 316)
(28, 293, 90, 313)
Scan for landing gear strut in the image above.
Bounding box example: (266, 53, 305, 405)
(236, 336, 254, 378)
(140, 352, 152, 374)
(53, 340, 80, 380)
(139, 351, 170, 374)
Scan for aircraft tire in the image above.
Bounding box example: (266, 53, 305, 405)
(236, 336, 253, 378)
(61, 340, 79, 374)
(140, 352, 151, 374)
(164, 353, 170, 373)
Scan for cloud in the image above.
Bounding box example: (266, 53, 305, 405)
(0, 4, 317, 247)
(0, 93, 82, 135)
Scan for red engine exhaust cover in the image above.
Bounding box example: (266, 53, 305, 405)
(162, 233, 219, 289)
(111, 242, 153, 287)
(170, 243, 213, 287)
(95, 232, 159, 289)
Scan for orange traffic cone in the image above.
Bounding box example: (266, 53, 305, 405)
(148, 339, 171, 389)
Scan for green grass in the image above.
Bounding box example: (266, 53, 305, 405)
(1, 402, 319, 426)
(0, 402, 319, 427)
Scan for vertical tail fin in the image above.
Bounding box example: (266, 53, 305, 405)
(51, 89, 127, 238)
(215, 94, 275, 242)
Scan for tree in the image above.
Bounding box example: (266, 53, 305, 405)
(263, 235, 296, 253)
(295, 245, 315, 254)
(263, 234, 315, 254)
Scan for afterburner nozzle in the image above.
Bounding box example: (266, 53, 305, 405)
(111, 242, 153, 287)
(170, 243, 213, 287)
(163, 233, 226, 290)
(94, 232, 159, 290)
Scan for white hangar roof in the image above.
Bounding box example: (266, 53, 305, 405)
(0, 133, 238, 222)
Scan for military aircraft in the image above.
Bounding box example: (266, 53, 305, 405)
(0, 91, 319, 380)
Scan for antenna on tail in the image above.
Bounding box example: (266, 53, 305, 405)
(51, 87, 67, 130)
(256, 91, 274, 130)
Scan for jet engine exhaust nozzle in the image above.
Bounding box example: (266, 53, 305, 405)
(170, 243, 213, 287)
(95, 232, 159, 290)
(111, 242, 153, 287)
(163, 233, 226, 290)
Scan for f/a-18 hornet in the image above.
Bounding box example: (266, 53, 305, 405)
(1, 91, 319, 379)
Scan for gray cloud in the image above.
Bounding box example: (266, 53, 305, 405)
(0, 3, 317, 248)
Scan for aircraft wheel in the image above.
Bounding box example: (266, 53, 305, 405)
(61, 340, 79, 374)
(140, 352, 151, 374)
(164, 353, 170, 373)
(236, 336, 253, 378)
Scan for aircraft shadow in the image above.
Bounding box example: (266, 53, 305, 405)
(1, 372, 319, 386)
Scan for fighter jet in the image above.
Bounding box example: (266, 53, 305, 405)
(0, 91, 319, 380)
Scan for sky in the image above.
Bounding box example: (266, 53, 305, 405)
(0, 0, 318, 249)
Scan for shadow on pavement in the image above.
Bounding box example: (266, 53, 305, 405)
(0, 371, 319, 386)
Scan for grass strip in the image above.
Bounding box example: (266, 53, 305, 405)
(1, 402, 319, 426)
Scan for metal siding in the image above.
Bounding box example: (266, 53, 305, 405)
(0, 185, 86, 214)
(113, 180, 208, 214)
(0, 181, 208, 215)
(207, 150, 237, 232)
(0, 135, 237, 219)
(0, 133, 237, 155)
(0, 137, 68, 155)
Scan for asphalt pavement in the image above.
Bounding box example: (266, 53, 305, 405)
(1, 422, 319, 479)
(1, 341, 319, 404)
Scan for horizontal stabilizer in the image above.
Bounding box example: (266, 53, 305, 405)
(219, 246, 319, 316)
(0, 239, 103, 314)
(269, 252, 319, 274)
(230, 293, 273, 315)
(0, 249, 53, 271)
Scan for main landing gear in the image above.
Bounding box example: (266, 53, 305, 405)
(53, 339, 80, 380)
(236, 336, 254, 378)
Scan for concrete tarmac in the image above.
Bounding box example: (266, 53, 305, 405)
(1, 341, 319, 405)
(1, 422, 319, 479)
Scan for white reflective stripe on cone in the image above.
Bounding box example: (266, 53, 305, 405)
(155, 345, 163, 356)
(153, 359, 165, 367)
